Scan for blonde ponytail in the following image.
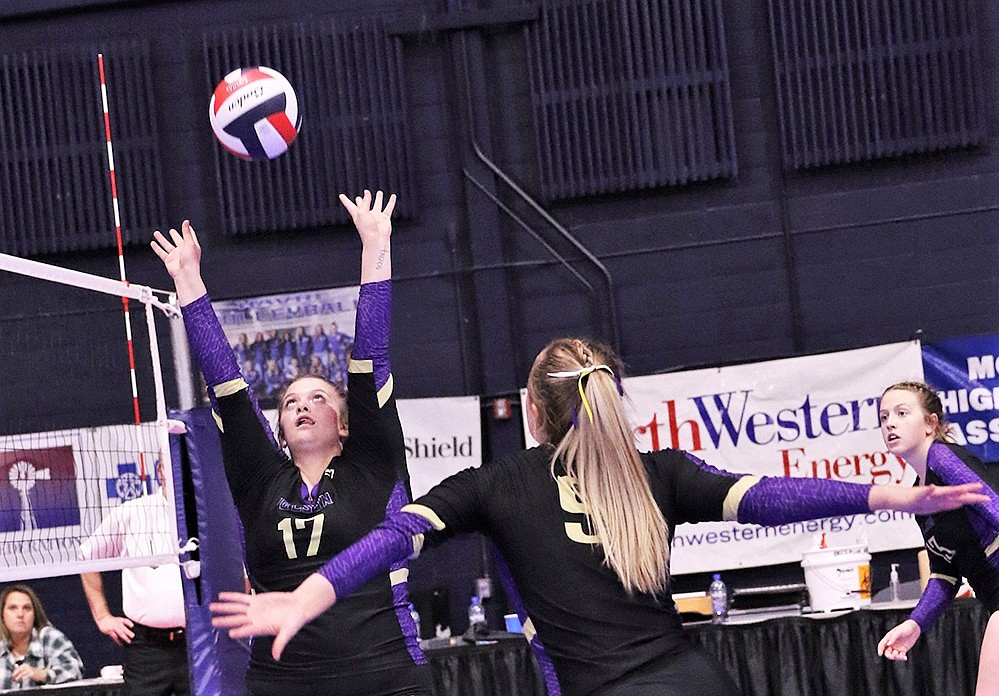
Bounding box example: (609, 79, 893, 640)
(530, 338, 670, 595)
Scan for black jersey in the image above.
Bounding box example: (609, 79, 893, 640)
(917, 442, 999, 614)
(416, 445, 739, 696)
(215, 345, 426, 690)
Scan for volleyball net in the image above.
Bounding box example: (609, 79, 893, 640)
(0, 252, 183, 581)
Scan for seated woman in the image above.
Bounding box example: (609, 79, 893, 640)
(0, 584, 83, 689)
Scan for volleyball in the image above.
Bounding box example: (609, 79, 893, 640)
(209, 66, 301, 161)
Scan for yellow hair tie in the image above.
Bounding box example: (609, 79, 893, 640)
(547, 365, 614, 423)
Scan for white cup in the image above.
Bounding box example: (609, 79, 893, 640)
(100, 665, 124, 680)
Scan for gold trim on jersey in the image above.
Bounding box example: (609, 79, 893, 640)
(522, 617, 537, 643)
(348, 358, 373, 374)
(985, 534, 999, 560)
(402, 503, 446, 530)
(214, 377, 247, 398)
(389, 568, 409, 586)
(722, 476, 758, 521)
(211, 410, 224, 433)
(376, 373, 394, 408)
(930, 573, 959, 586)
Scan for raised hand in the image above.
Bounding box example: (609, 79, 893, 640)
(878, 619, 921, 661)
(339, 189, 397, 284)
(150, 219, 207, 305)
(338, 189, 397, 246)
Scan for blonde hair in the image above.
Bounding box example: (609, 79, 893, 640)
(882, 381, 950, 441)
(529, 337, 670, 595)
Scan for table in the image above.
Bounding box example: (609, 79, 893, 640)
(423, 633, 545, 696)
(422, 601, 987, 696)
(688, 598, 988, 696)
(0, 677, 123, 695)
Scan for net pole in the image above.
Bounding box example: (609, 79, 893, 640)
(98, 52, 149, 492)
(145, 298, 181, 550)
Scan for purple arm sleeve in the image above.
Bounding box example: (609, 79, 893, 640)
(182, 295, 278, 449)
(927, 442, 999, 526)
(351, 280, 391, 392)
(181, 295, 241, 388)
(317, 510, 435, 600)
(909, 577, 958, 632)
(737, 477, 872, 526)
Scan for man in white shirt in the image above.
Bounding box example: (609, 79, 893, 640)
(79, 462, 189, 695)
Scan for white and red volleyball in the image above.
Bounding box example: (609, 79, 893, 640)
(209, 66, 301, 161)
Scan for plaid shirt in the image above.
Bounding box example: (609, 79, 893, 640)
(0, 626, 83, 689)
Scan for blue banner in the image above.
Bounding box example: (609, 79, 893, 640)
(922, 334, 999, 463)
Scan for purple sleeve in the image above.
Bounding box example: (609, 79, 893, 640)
(181, 295, 241, 388)
(737, 477, 872, 526)
(909, 577, 958, 632)
(351, 280, 391, 392)
(183, 295, 279, 449)
(317, 510, 435, 600)
(927, 442, 999, 527)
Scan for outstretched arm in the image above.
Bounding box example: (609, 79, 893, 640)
(151, 222, 236, 389)
(151, 222, 278, 456)
(337, 190, 406, 476)
(732, 476, 986, 526)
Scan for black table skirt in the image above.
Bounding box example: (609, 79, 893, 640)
(423, 600, 988, 696)
(688, 598, 988, 696)
(424, 635, 546, 696)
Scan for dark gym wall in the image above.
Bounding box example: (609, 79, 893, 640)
(1, 0, 996, 409)
(0, 0, 997, 676)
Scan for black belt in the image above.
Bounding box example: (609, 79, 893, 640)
(131, 623, 186, 642)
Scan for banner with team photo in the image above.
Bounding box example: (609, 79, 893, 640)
(922, 334, 999, 463)
(0, 422, 175, 581)
(212, 286, 361, 408)
(263, 396, 482, 500)
(523, 342, 925, 574)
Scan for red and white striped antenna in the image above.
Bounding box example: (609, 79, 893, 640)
(98, 52, 149, 492)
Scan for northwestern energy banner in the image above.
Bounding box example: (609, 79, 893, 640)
(524, 342, 925, 574)
(922, 334, 999, 463)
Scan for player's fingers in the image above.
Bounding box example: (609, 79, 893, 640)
(150, 240, 168, 260)
(338, 193, 357, 216)
(226, 624, 255, 640)
(273, 628, 293, 661)
(373, 189, 383, 212)
(211, 613, 249, 629)
(151, 230, 172, 250)
(181, 219, 195, 243)
(217, 591, 252, 603)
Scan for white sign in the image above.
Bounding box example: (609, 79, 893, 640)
(398, 396, 482, 498)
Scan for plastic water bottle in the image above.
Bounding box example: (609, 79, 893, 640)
(889, 563, 901, 603)
(468, 595, 487, 630)
(709, 573, 729, 624)
(409, 603, 421, 638)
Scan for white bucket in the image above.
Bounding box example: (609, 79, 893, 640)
(801, 545, 871, 612)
